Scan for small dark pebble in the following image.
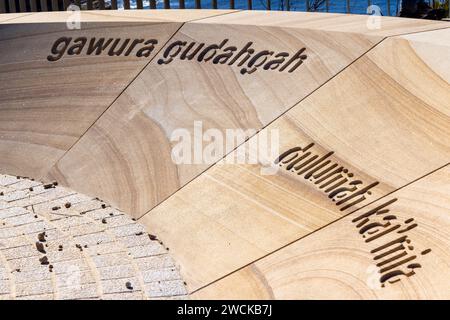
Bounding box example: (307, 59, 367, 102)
(37, 232, 46, 242)
(49, 265, 53, 272)
(29, 187, 34, 192)
(58, 245, 63, 251)
(43, 183, 54, 190)
(34, 215, 38, 219)
(39, 256, 49, 265)
(135, 232, 143, 236)
(148, 234, 157, 241)
(35, 242, 46, 253)
(125, 282, 133, 290)
(101, 218, 107, 224)
(52, 206, 61, 211)
(109, 213, 114, 216)
(65, 202, 71, 209)
(75, 244, 83, 251)
(15, 269, 21, 273)
(0, 192, 3, 196)
(101, 204, 107, 209)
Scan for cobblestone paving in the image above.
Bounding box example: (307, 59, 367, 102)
(0, 174, 188, 300)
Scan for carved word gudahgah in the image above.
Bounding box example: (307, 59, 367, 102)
(47, 37, 159, 61)
(275, 143, 378, 212)
(352, 198, 431, 286)
(46, 37, 308, 76)
(157, 39, 307, 75)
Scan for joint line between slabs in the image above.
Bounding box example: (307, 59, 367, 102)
(190, 161, 450, 295)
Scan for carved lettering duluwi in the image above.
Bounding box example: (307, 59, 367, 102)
(275, 143, 431, 287)
(275, 143, 378, 212)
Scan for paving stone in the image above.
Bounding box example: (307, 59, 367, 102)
(3, 213, 39, 227)
(136, 255, 176, 271)
(146, 280, 188, 298)
(55, 271, 95, 288)
(0, 235, 30, 249)
(15, 280, 53, 297)
(102, 277, 141, 294)
(102, 215, 135, 228)
(128, 244, 167, 258)
(16, 294, 54, 300)
(120, 234, 155, 248)
(47, 247, 83, 263)
(85, 241, 126, 256)
(2, 244, 38, 260)
(103, 291, 145, 300)
(0, 175, 187, 300)
(83, 208, 123, 220)
(111, 224, 146, 238)
(142, 268, 182, 283)
(92, 253, 131, 268)
(14, 268, 52, 283)
(0, 207, 29, 220)
(71, 201, 106, 214)
(98, 265, 136, 280)
(0, 280, 9, 295)
(73, 232, 114, 246)
(64, 222, 105, 237)
(58, 283, 99, 300)
(0, 267, 8, 280)
(51, 216, 91, 229)
(9, 180, 41, 191)
(17, 220, 54, 235)
(0, 175, 19, 186)
(53, 259, 90, 274)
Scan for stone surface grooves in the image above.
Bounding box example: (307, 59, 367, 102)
(0, 174, 187, 300)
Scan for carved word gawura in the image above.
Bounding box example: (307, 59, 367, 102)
(47, 37, 308, 75)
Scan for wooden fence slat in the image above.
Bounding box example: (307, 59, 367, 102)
(230, 0, 234, 9)
(63, 0, 70, 10)
(111, 0, 117, 9)
(74, 0, 81, 8)
(387, 0, 391, 15)
(8, 0, 15, 12)
(150, 0, 156, 9)
(123, 0, 130, 9)
(164, 0, 171, 9)
(19, 0, 26, 12)
(266, 0, 270, 10)
(0, 0, 6, 13)
(247, 0, 252, 9)
(195, 0, 200, 9)
(346, 0, 350, 13)
(40, 0, 47, 11)
(30, 0, 38, 11)
(179, 0, 185, 9)
(326, 0, 330, 12)
(51, 0, 59, 11)
(98, 0, 105, 9)
(136, 0, 143, 9)
(212, 0, 217, 9)
(305, 0, 309, 11)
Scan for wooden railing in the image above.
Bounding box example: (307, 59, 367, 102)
(0, 0, 447, 17)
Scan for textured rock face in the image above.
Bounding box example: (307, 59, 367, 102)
(0, 174, 187, 300)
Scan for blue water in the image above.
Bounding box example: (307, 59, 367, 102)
(120, 0, 403, 16)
